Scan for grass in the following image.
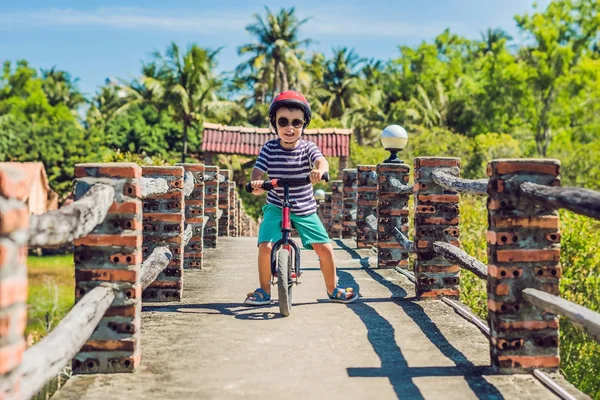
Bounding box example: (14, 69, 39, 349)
(458, 196, 600, 399)
(26, 254, 75, 344)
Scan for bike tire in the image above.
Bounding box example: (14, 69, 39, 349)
(277, 249, 293, 317)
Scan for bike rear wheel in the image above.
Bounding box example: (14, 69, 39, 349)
(277, 249, 293, 317)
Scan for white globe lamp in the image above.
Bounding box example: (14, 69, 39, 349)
(380, 125, 408, 164)
(314, 188, 325, 202)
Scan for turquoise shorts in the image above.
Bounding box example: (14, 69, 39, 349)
(258, 204, 331, 249)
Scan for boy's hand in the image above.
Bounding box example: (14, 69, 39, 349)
(250, 180, 265, 195)
(309, 169, 327, 184)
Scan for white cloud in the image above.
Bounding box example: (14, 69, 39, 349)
(0, 7, 465, 39)
(0, 7, 251, 34)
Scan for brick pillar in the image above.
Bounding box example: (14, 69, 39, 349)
(229, 182, 237, 237)
(218, 170, 231, 237)
(330, 181, 343, 239)
(236, 199, 242, 237)
(414, 157, 461, 299)
(377, 163, 410, 269)
(177, 164, 205, 270)
(487, 159, 561, 373)
(0, 166, 29, 398)
(203, 166, 219, 248)
(142, 166, 184, 301)
(73, 163, 142, 374)
(322, 192, 332, 235)
(342, 169, 357, 240)
(356, 165, 378, 248)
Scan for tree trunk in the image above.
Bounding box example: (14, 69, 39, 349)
(182, 121, 188, 163)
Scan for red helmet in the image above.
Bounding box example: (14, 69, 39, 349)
(269, 90, 312, 129)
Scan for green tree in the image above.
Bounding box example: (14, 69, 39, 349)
(515, 0, 600, 156)
(237, 7, 312, 103)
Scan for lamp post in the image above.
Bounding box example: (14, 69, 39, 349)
(380, 125, 408, 164)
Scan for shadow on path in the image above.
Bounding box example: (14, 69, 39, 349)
(333, 239, 503, 400)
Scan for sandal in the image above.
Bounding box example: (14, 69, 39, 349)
(328, 287, 359, 304)
(244, 288, 272, 306)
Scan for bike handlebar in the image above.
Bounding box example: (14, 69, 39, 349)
(245, 172, 330, 193)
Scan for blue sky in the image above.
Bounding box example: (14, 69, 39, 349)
(0, 0, 551, 97)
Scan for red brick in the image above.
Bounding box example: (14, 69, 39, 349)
(146, 192, 185, 200)
(417, 265, 461, 273)
(0, 207, 29, 235)
(491, 161, 560, 176)
(0, 166, 30, 201)
(421, 217, 459, 225)
(418, 194, 460, 203)
(498, 355, 559, 369)
(0, 277, 27, 308)
(122, 183, 141, 198)
(81, 339, 136, 352)
(378, 165, 410, 173)
(148, 281, 182, 289)
(495, 249, 560, 263)
(104, 305, 136, 317)
(0, 305, 27, 338)
(143, 213, 183, 222)
(416, 205, 436, 214)
(415, 158, 459, 168)
(108, 201, 142, 214)
(495, 284, 511, 296)
(74, 234, 142, 247)
(419, 289, 460, 298)
(497, 320, 558, 331)
(491, 216, 559, 229)
(488, 265, 524, 279)
(178, 164, 205, 173)
(142, 167, 184, 176)
(0, 339, 25, 374)
(76, 269, 137, 283)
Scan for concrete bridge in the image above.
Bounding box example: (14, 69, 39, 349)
(53, 237, 583, 399)
(0, 157, 598, 399)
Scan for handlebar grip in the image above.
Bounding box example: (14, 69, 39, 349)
(322, 172, 329, 182)
(245, 181, 276, 193)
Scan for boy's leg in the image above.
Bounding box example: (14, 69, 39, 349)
(312, 243, 353, 300)
(258, 242, 273, 295)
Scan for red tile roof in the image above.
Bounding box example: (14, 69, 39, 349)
(202, 123, 352, 157)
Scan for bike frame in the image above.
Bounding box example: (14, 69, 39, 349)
(270, 183, 301, 281)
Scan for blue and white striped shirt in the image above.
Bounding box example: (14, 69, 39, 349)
(254, 139, 324, 216)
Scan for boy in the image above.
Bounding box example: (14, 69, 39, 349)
(245, 90, 359, 306)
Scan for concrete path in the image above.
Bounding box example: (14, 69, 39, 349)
(53, 237, 584, 400)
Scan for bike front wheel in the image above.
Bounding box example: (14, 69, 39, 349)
(277, 249, 293, 317)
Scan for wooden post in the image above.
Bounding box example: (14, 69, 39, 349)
(377, 162, 410, 269)
(487, 158, 561, 373)
(203, 166, 219, 248)
(218, 170, 231, 237)
(342, 169, 358, 240)
(0, 165, 29, 399)
(414, 157, 461, 299)
(141, 166, 184, 301)
(72, 163, 142, 374)
(356, 165, 378, 248)
(330, 181, 343, 239)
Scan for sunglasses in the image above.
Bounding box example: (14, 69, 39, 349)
(277, 117, 305, 129)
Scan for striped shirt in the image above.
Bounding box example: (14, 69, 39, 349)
(254, 139, 324, 216)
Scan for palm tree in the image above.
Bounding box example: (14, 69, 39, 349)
(40, 67, 85, 111)
(155, 42, 239, 162)
(480, 28, 513, 54)
(318, 48, 364, 119)
(237, 7, 312, 103)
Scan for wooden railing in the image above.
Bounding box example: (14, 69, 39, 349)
(0, 162, 256, 400)
(321, 157, 599, 399)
